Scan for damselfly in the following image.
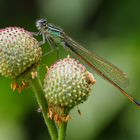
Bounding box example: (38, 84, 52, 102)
(34, 18, 140, 108)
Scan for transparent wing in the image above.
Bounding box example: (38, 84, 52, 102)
(63, 34, 140, 108)
(64, 35, 128, 88)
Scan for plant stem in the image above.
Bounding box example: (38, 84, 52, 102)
(58, 122, 68, 140)
(29, 77, 58, 140)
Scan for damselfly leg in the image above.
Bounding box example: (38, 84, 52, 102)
(42, 49, 55, 57)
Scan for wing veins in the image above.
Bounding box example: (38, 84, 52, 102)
(64, 34, 129, 88)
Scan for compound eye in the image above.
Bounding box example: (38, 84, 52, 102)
(40, 19, 47, 25)
(36, 19, 47, 30)
(43, 21, 46, 25)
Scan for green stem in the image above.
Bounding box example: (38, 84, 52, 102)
(58, 109, 69, 140)
(29, 77, 58, 140)
(58, 122, 68, 140)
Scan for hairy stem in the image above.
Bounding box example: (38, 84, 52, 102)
(29, 77, 58, 140)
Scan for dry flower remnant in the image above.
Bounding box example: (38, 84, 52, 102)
(0, 27, 42, 92)
(44, 56, 96, 125)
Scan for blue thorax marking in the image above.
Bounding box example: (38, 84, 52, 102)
(47, 23, 63, 37)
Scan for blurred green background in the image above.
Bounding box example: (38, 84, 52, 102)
(0, 0, 140, 140)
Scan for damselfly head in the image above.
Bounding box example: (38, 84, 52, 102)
(36, 19, 48, 30)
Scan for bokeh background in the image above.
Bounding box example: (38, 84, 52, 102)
(0, 0, 140, 140)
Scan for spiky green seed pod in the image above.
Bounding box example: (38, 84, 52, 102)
(44, 56, 96, 109)
(0, 27, 42, 78)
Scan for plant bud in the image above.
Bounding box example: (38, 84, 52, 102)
(44, 56, 96, 123)
(0, 27, 42, 79)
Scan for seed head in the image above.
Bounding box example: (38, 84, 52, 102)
(0, 27, 42, 78)
(44, 56, 96, 111)
(44, 56, 96, 123)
